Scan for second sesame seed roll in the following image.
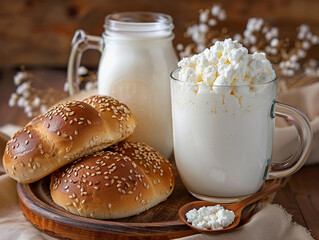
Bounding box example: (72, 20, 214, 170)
(50, 142, 175, 219)
(3, 95, 136, 183)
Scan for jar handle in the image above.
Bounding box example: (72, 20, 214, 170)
(67, 30, 103, 96)
(266, 101, 312, 179)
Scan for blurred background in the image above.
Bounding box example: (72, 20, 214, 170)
(0, 0, 318, 125)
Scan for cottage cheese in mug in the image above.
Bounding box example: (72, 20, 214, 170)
(171, 39, 277, 199)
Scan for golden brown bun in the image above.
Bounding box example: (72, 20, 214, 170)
(3, 95, 136, 183)
(50, 142, 175, 219)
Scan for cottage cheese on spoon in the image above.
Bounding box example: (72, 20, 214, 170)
(186, 205, 235, 230)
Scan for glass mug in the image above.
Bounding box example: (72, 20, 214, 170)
(171, 68, 312, 202)
(67, 12, 178, 158)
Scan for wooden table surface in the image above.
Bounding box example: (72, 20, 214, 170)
(0, 68, 318, 239)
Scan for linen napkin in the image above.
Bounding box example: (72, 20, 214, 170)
(0, 128, 314, 240)
(273, 81, 319, 165)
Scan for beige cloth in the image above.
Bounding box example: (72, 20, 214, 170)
(0, 126, 314, 240)
(274, 81, 319, 165)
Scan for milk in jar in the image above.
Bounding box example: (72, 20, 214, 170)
(98, 12, 177, 158)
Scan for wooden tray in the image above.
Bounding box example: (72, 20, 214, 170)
(17, 166, 260, 240)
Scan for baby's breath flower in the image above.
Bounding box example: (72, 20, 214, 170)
(13, 72, 28, 85)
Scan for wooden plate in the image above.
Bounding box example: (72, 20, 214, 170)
(17, 165, 258, 240)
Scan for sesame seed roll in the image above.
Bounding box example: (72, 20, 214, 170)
(50, 142, 175, 219)
(3, 95, 136, 183)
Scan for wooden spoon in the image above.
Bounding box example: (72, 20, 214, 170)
(178, 183, 281, 233)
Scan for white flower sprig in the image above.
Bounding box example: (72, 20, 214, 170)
(63, 66, 97, 93)
(9, 68, 68, 118)
(177, 4, 229, 58)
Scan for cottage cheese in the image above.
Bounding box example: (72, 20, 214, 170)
(186, 205, 235, 230)
(178, 38, 276, 91)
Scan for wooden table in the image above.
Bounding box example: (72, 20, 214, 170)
(0, 68, 318, 239)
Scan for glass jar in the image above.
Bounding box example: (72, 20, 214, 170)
(67, 12, 178, 158)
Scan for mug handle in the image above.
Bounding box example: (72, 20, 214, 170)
(67, 30, 104, 96)
(267, 101, 312, 179)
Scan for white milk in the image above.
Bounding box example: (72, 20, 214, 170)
(97, 13, 178, 158)
(98, 38, 177, 158)
(171, 81, 277, 198)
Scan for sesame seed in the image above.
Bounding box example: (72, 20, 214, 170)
(87, 120, 91, 125)
(74, 130, 78, 135)
(66, 202, 71, 206)
(108, 204, 112, 209)
(57, 131, 61, 136)
(94, 186, 99, 190)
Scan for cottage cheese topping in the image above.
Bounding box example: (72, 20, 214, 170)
(186, 205, 235, 230)
(178, 38, 276, 88)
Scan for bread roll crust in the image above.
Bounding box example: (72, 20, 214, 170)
(3, 95, 136, 183)
(50, 142, 175, 219)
